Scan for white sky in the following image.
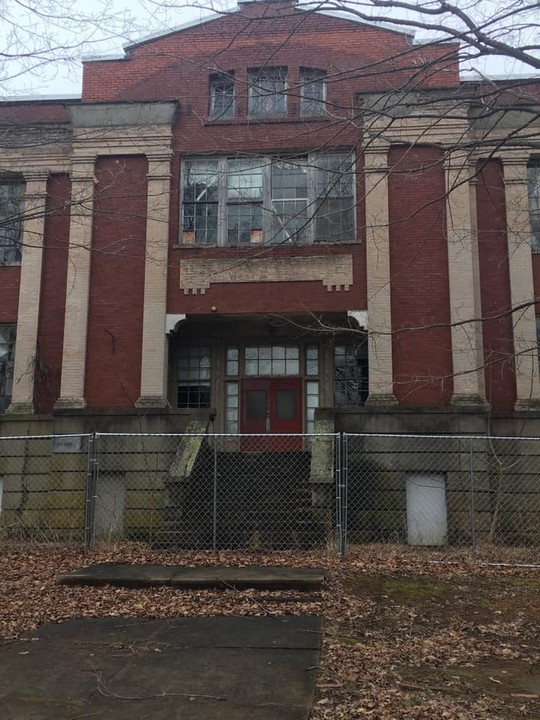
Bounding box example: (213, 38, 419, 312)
(0, 0, 537, 98)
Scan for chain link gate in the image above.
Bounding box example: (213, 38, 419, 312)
(88, 432, 342, 553)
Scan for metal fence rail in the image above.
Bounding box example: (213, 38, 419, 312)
(0, 431, 539, 561)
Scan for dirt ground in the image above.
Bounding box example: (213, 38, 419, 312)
(0, 544, 538, 719)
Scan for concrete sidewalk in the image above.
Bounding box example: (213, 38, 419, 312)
(0, 616, 323, 719)
(58, 563, 326, 591)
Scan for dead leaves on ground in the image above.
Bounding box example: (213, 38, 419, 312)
(0, 543, 538, 719)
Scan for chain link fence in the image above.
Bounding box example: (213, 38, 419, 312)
(344, 433, 540, 562)
(0, 434, 91, 545)
(0, 431, 539, 562)
(89, 433, 340, 552)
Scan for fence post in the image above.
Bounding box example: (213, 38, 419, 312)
(85, 433, 98, 551)
(335, 433, 342, 556)
(212, 435, 218, 553)
(339, 433, 348, 558)
(469, 437, 476, 563)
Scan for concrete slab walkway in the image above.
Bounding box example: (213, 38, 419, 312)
(0, 616, 323, 719)
(58, 564, 325, 591)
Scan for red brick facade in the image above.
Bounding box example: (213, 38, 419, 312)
(0, 0, 535, 418)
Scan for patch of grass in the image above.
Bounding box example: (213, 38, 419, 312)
(382, 579, 446, 601)
(507, 578, 540, 593)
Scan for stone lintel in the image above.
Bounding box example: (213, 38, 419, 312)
(180, 255, 353, 294)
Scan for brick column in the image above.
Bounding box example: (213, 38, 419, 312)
(55, 158, 96, 409)
(7, 173, 49, 414)
(503, 153, 540, 410)
(136, 153, 173, 408)
(445, 153, 486, 405)
(364, 145, 397, 404)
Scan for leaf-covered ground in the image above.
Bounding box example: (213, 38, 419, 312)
(0, 543, 538, 719)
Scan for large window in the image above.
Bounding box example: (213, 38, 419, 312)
(248, 67, 287, 117)
(177, 345, 211, 408)
(182, 161, 219, 246)
(227, 159, 264, 245)
(300, 68, 326, 117)
(0, 325, 16, 413)
(209, 72, 235, 119)
(181, 153, 355, 245)
(334, 344, 368, 407)
(529, 163, 540, 252)
(0, 182, 24, 264)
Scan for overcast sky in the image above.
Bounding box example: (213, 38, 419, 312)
(1, 0, 537, 98)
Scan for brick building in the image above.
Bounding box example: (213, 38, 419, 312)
(1, 0, 540, 439)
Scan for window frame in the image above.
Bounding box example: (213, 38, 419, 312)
(333, 343, 368, 407)
(209, 71, 235, 120)
(180, 152, 356, 247)
(529, 162, 540, 253)
(299, 68, 327, 117)
(177, 344, 212, 409)
(248, 66, 288, 118)
(0, 180, 24, 266)
(0, 324, 16, 413)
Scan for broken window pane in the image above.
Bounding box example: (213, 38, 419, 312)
(270, 159, 308, 244)
(182, 160, 219, 245)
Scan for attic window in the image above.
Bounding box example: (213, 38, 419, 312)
(210, 72, 235, 119)
(300, 68, 326, 116)
(248, 67, 287, 117)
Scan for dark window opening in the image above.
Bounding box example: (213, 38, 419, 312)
(177, 345, 211, 408)
(334, 344, 368, 406)
(0, 324, 16, 413)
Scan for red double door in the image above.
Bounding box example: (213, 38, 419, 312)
(240, 378, 302, 450)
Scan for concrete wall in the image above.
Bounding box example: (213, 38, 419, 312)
(330, 407, 540, 546)
(0, 409, 201, 541)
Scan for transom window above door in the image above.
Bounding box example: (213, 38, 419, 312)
(181, 153, 355, 246)
(244, 346, 300, 376)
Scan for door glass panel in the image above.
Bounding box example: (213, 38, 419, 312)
(276, 389, 296, 419)
(246, 390, 266, 419)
